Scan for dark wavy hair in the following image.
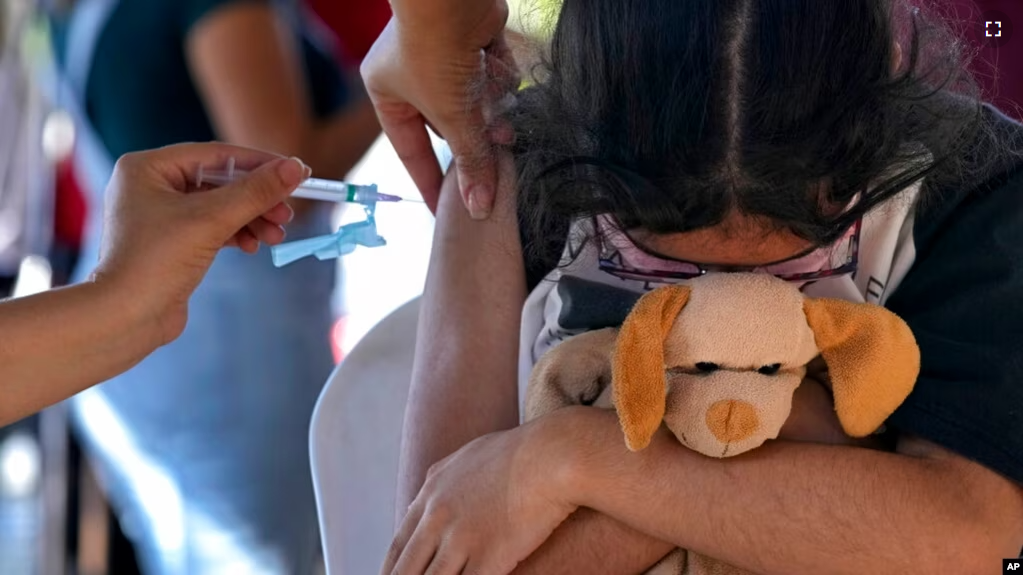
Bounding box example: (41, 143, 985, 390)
(509, 0, 1021, 279)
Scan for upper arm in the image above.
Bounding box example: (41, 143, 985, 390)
(396, 159, 524, 516)
(185, 1, 311, 156)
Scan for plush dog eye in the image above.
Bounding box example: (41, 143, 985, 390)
(695, 362, 720, 373)
(758, 363, 782, 375)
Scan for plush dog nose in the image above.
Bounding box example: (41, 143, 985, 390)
(706, 400, 759, 443)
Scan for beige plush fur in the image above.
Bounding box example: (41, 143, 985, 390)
(525, 273, 920, 574)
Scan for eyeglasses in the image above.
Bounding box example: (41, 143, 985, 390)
(596, 217, 861, 284)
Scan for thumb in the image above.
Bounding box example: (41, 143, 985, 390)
(205, 157, 308, 231)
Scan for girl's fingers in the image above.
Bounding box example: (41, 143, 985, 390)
(391, 525, 440, 575)
(424, 538, 468, 575)
(383, 501, 425, 574)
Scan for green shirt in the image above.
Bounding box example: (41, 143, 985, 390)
(51, 0, 347, 159)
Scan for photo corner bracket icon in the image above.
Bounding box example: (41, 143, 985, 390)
(981, 10, 1013, 48)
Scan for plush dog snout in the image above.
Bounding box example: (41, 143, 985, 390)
(706, 400, 759, 442)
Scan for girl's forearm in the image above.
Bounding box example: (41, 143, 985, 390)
(564, 409, 1021, 574)
(396, 163, 525, 523)
(0, 281, 160, 426)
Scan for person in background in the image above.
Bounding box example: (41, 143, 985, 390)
(48, 0, 380, 572)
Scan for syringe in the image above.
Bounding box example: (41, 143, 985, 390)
(195, 164, 410, 204)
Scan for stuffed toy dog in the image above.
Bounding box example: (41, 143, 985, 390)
(525, 272, 921, 574)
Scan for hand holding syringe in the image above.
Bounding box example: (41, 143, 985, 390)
(195, 160, 423, 205)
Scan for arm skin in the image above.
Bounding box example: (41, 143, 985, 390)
(0, 280, 159, 426)
(0, 146, 304, 427)
(0, 144, 304, 428)
(523, 406, 1023, 575)
(516, 508, 675, 575)
(514, 362, 885, 574)
(187, 2, 381, 208)
(395, 163, 526, 523)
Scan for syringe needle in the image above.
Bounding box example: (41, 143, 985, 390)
(196, 164, 422, 206)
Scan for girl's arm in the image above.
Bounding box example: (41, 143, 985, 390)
(395, 158, 525, 523)
(516, 368, 875, 573)
(528, 407, 1023, 574)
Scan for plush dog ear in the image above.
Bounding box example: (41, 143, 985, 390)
(612, 285, 691, 451)
(803, 298, 920, 437)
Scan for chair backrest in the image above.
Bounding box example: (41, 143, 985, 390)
(309, 297, 420, 575)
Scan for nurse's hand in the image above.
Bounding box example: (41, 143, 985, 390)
(362, 0, 518, 220)
(91, 142, 309, 344)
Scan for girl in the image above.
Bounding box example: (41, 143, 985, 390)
(383, 0, 1023, 573)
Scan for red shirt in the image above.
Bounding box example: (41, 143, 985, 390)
(53, 157, 87, 249)
(305, 0, 391, 65)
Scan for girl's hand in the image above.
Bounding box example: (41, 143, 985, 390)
(92, 142, 308, 345)
(383, 419, 577, 575)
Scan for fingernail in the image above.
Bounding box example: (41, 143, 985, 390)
(466, 187, 492, 220)
(277, 157, 307, 187)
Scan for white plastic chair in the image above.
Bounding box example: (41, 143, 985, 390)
(310, 297, 420, 575)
